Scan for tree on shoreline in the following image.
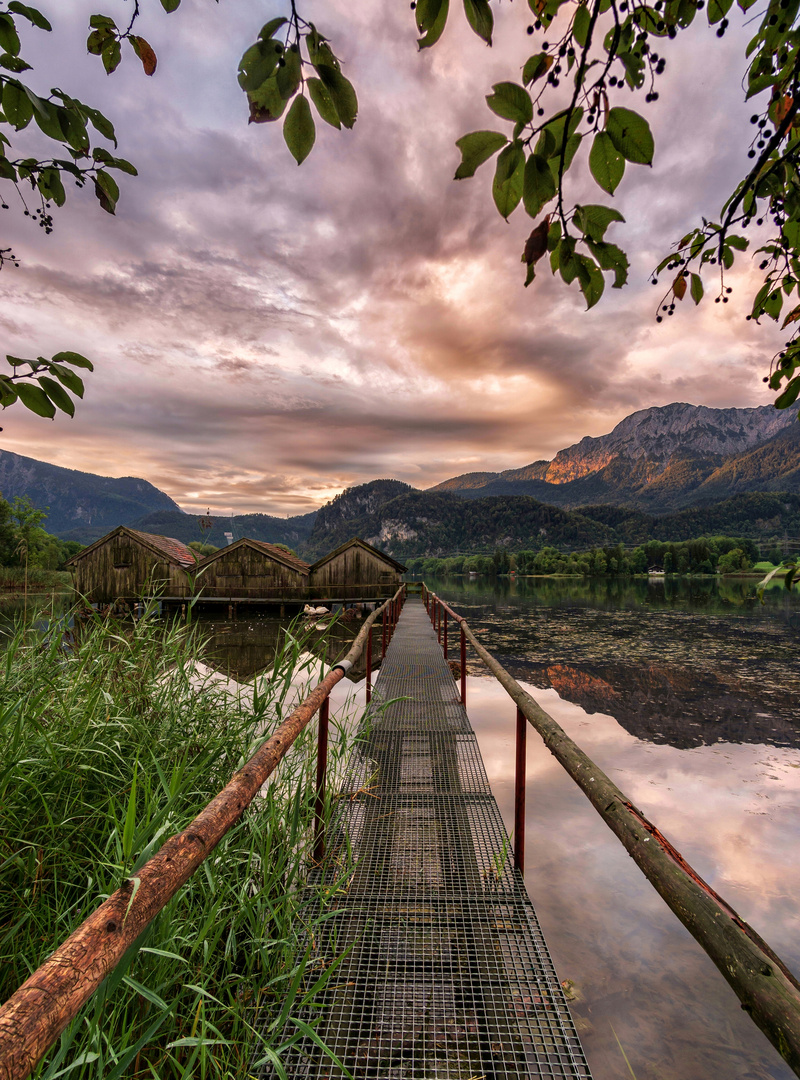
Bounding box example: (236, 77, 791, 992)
(2, 0, 800, 414)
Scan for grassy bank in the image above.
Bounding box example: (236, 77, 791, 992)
(0, 607, 361, 1079)
(0, 567, 73, 593)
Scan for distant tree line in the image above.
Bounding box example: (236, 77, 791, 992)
(0, 495, 82, 571)
(405, 536, 773, 578)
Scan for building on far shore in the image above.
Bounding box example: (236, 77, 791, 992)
(308, 537, 407, 601)
(66, 526, 196, 603)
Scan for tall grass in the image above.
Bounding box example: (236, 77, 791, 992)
(0, 606, 362, 1079)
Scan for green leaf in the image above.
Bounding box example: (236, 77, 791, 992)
(316, 64, 358, 129)
(775, 376, 800, 409)
(690, 273, 703, 304)
(159, 0, 181, 11)
(522, 52, 554, 85)
(558, 238, 578, 282)
(2, 80, 33, 129)
(548, 132, 581, 181)
(110, 156, 137, 176)
(585, 238, 629, 287)
(237, 41, 279, 92)
(707, 0, 733, 22)
(283, 94, 316, 165)
(589, 130, 625, 194)
(89, 14, 117, 29)
(574, 203, 625, 241)
(37, 376, 74, 417)
(16, 382, 55, 418)
(418, 0, 450, 48)
(464, 0, 493, 43)
(726, 233, 748, 251)
(0, 53, 32, 73)
(84, 104, 116, 143)
(48, 363, 85, 397)
(94, 170, 119, 214)
(523, 154, 556, 218)
(0, 14, 21, 56)
(307, 77, 340, 129)
(606, 107, 653, 165)
(8, 3, 52, 31)
(259, 17, 288, 40)
(0, 158, 16, 181)
(486, 82, 533, 125)
(454, 130, 507, 179)
(276, 45, 302, 99)
(576, 255, 605, 308)
(37, 167, 66, 206)
(492, 142, 524, 219)
(248, 76, 288, 123)
(102, 38, 122, 75)
(52, 351, 93, 370)
(573, 3, 591, 46)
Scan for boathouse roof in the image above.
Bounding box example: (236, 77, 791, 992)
(309, 537, 407, 574)
(194, 537, 310, 576)
(65, 526, 198, 569)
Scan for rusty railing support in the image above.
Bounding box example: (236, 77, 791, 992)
(514, 705, 526, 874)
(314, 696, 330, 862)
(443, 607, 448, 659)
(366, 631, 372, 704)
(460, 623, 466, 706)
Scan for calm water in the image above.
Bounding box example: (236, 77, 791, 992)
(6, 579, 800, 1079)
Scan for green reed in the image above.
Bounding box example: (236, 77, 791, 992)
(0, 606, 362, 1079)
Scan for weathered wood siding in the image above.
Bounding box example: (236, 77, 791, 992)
(72, 535, 190, 602)
(309, 545, 400, 599)
(198, 545, 308, 598)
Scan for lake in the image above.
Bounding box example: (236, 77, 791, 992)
(6, 576, 800, 1079)
(199, 574, 800, 1080)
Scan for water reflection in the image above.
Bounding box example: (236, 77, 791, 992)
(200, 609, 380, 683)
(425, 575, 800, 748)
(427, 576, 800, 1080)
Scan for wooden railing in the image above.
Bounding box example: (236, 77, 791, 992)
(422, 585, 800, 1077)
(0, 588, 407, 1080)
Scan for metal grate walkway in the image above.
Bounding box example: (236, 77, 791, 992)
(262, 597, 591, 1079)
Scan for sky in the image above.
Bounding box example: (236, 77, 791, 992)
(0, 0, 788, 516)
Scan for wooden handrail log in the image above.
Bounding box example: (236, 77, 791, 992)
(426, 590, 800, 1076)
(0, 589, 403, 1080)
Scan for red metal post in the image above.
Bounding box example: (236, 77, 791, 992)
(460, 624, 466, 706)
(437, 601, 441, 643)
(382, 606, 387, 658)
(314, 696, 330, 863)
(514, 705, 526, 875)
(443, 608, 448, 659)
(366, 631, 372, 704)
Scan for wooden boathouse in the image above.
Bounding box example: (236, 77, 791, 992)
(308, 537, 406, 601)
(65, 526, 197, 603)
(192, 538, 310, 601)
(66, 529, 407, 607)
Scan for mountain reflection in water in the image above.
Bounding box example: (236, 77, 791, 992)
(185, 579, 800, 1080)
(428, 574, 800, 1080)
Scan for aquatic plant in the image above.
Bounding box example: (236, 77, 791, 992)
(0, 606, 361, 1078)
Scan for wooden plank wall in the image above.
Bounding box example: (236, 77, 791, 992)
(72, 535, 190, 603)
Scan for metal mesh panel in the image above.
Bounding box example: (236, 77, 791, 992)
(257, 599, 591, 1079)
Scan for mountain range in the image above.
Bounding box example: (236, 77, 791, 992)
(3, 401, 800, 557)
(429, 403, 800, 509)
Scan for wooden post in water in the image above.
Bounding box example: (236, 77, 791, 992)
(514, 705, 526, 874)
(460, 624, 467, 706)
(314, 697, 330, 863)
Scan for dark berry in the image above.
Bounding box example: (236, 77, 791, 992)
(527, 24, 534, 33)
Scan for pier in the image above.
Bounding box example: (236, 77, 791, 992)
(3, 588, 800, 1079)
(265, 597, 591, 1079)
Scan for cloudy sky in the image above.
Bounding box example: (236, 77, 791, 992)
(0, 0, 786, 515)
